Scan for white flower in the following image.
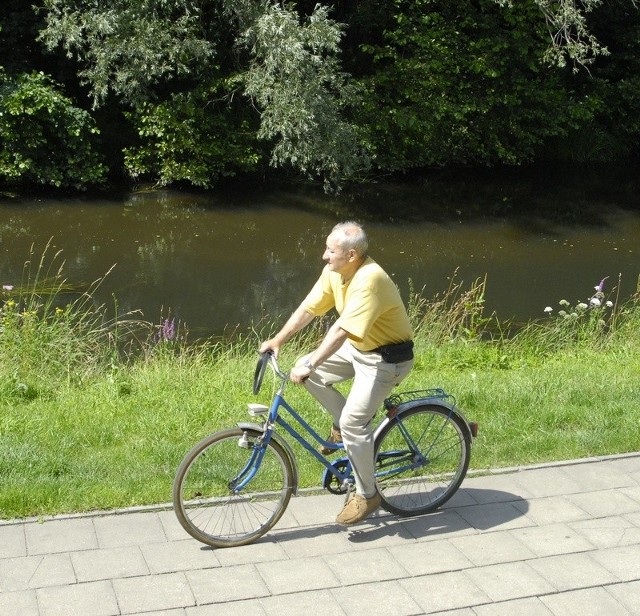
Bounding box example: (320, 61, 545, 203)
(559, 299, 570, 307)
(606, 301, 613, 308)
(544, 306, 553, 313)
(590, 297, 601, 307)
(577, 303, 588, 310)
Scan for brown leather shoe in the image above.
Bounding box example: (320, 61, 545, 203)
(336, 492, 382, 525)
(318, 425, 342, 455)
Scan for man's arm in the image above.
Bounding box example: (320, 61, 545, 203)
(289, 320, 349, 384)
(259, 305, 315, 357)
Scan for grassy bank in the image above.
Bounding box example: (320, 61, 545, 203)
(1, 254, 639, 519)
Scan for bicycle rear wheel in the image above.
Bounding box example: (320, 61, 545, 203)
(374, 405, 471, 516)
(173, 427, 294, 548)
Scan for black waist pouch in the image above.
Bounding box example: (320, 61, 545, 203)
(375, 340, 414, 363)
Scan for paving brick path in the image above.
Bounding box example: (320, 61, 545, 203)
(2, 453, 640, 615)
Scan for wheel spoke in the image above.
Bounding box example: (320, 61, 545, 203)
(173, 428, 293, 548)
(375, 406, 470, 516)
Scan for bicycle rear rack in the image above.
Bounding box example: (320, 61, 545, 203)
(384, 389, 455, 411)
(383, 389, 478, 439)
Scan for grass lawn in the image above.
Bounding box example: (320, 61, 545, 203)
(1, 261, 638, 519)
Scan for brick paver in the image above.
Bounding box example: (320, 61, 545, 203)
(1, 453, 640, 615)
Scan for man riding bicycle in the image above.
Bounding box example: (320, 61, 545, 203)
(259, 221, 414, 525)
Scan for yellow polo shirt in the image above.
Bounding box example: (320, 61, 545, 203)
(301, 257, 413, 352)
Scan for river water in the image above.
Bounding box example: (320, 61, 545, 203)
(1, 169, 639, 337)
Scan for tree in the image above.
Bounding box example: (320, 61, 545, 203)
(494, 0, 640, 72)
(123, 79, 263, 188)
(8, 0, 638, 191)
(241, 3, 368, 188)
(555, 0, 640, 162)
(38, 0, 215, 107)
(39, 0, 367, 187)
(357, 0, 603, 172)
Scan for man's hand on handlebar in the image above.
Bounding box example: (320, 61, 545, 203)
(258, 339, 280, 358)
(289, 362, 312, 385)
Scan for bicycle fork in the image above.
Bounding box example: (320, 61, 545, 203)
(229, 433, 270, 493)
(235, 420, 301, 495)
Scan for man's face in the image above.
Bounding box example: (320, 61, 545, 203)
(323, 232, 354, 275)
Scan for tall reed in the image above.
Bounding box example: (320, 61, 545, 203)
(0, 241, 147, 399)
(408, 272, 493, 346)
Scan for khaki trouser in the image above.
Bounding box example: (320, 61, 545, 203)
(301, 341, 413, 497)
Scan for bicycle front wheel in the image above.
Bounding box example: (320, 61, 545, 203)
(173, 427, 294, 548)
(375, 405, 471, 516)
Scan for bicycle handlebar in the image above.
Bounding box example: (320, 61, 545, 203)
(253, 351, 288, 395)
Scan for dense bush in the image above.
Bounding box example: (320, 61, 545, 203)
(123, 80, 263, 188)
(1, 1, 639, 191)
(356, 0, 602, 172)
(0, 70, 107, 189)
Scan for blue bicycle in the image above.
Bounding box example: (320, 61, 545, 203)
(173, 352, 478, 548)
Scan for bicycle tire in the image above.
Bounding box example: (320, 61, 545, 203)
(173, 427, 294, 548)
(374, 404, 471, 516)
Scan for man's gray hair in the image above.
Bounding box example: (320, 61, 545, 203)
(332, 221, 368, 257)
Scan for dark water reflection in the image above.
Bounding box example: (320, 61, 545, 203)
(1, 172, 639, 338)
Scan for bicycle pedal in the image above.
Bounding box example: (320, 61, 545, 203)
(247, 403, 269, 416)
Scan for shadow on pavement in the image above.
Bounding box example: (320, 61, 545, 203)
(248, 488, 530, 547)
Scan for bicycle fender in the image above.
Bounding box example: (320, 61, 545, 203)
(374, 398, 475, 441)
(236, 422, 300, 495)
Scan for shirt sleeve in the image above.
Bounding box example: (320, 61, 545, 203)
(300, 267, 335, 316)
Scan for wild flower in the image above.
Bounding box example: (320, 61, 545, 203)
(1, 285, 14, 314)
(545, 277, 614, 318)
(154, 317, 177, 344)
(541, 277, 617, 346)
(595, 277, 609, 293)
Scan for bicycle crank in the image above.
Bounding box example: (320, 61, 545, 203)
(322, 457, 351, 494)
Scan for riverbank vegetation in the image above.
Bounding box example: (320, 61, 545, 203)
(1, 1, 640, 193)
(1, 251, 639, 519)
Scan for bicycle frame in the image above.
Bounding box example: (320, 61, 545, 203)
(238, 353, 475, 497)
(240, 362, 355, 495)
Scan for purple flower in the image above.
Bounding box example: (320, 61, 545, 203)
(155, 318, 177, 343)
(162, 318, 176, 341)
(595, 277, 609, 293)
